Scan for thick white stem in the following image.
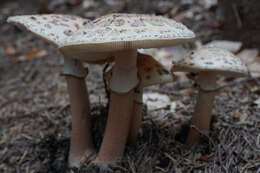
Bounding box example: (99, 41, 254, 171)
(62, 56, 87, 78)
(128, 86, 143, 144)
(109, 50, 139, 93)
(95, 49, 138, 165)
(196, 71, 218, 91)
(66, 76, 95, 167)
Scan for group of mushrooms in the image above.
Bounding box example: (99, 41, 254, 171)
(7, 13, 249, 168)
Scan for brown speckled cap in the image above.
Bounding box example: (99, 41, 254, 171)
(59, 13, 195, 58)
(7, 14, 92, 47)
(8, 13, 195, 63)
(137, 53, 173, 87)
(172, 47, 249, 77)
(105, 52, 173, 88)
(7, 14, 92, 77)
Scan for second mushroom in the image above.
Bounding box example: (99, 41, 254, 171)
(172, 47, 249, 145)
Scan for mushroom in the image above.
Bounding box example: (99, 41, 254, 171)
(7, 14, 96, 167)
(172, 47, 249, 145)
(59, 13, 195, 166)
(105, 52, 174, 144)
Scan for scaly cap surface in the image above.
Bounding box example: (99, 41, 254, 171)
(60, 13, 195, 55)
(7, 14, 92, 46)
(172, 47, 249, 77)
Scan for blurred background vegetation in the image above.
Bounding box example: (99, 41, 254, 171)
(1, 0, 259, 48)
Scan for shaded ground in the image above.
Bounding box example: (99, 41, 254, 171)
(220, 0, 260, 49)
(0, 1, 260, 172)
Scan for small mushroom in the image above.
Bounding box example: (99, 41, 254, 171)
(7, 14, 95, 167)
(60, 13, 195, 166)
(105, 52, 174, 144)
(172, 47, 249, 145)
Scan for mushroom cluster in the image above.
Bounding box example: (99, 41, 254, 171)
(9, 12, 249, 170)
(7, 12, 251, 170)
(8, 13, 195, 168)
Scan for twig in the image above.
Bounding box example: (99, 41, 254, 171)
(232, 3, 242, 28)
(190, 125, 215, 147)
(102, 63, 111, 108)
(18, 150, 28, 164)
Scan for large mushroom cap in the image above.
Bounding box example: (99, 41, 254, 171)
(7, 14, 91, 47)
(60, 13, 195, 57)
(172, 47, 249, 77)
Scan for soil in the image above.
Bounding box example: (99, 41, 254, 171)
(0, 1, 259, 173)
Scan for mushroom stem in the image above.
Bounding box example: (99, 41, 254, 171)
(95, 91, 134, 165)
(128, 86, 143, 144)
(66, 76, 95, 167)
(186, 72, 217, 145)
(95, 50, 138, 165)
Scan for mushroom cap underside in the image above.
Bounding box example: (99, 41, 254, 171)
(172, 47, 249, 77)
(8, 13, 195, 63)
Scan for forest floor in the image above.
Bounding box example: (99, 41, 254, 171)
(0, 0, 259, 172)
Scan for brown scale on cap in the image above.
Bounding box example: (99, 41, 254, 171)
(172, 47, 249, 77)
(7, 14, 92, 47)
(105, 52, 173, 88)
(61, 13, 195, 52)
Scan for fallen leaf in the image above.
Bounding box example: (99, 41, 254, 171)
(171, 113, 183, 120)
(104, 0, 125, 10)
(0, 164, 6, 169)
(179, 87, 196, 94)
(239, 112, 248, 122)
(254, 98, 260, 108)
(18, 48, 47, 61)
(257, 134, 260, 148)
(247, 62, 260, 77)
(237, 49, 259, 64)
(237, 49, 260, 77)
(174, 72, 190, 82)
(231, 111, 241, 119)
(4, 43, 17, 55)
(143, 92, 176, 112)
(199, 0, 217, 9)
(83, 0, 97, 9)
(197, 154, 213, 161)
(174, 6, 199, 21)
